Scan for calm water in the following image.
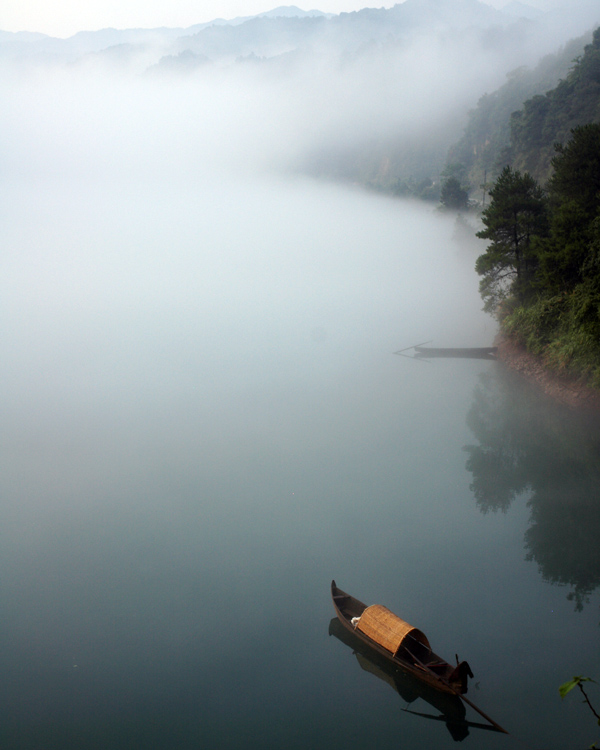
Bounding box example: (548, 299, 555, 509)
(1, 176, 599, 749)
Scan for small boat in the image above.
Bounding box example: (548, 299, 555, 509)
(331, 581, 508, 734)
(329, 617, 478, 742)
(331, 580, 472, 694)
(393, 342, 498, 360)
(413, 346, 497, 360)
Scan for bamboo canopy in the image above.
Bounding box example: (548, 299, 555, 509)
(356, 605, 431, 657)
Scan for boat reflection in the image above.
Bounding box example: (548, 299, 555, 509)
(394, 343, 498, 361)
(329, 617, 500, 742)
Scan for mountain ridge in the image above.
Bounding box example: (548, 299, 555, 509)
(0, 0, 540, 64)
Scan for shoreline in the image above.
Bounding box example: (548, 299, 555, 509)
(495, 333, 600, 412)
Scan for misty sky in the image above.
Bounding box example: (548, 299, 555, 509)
(1, 0, 543, 38)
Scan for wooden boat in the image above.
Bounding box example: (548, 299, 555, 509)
(413, 346, 497, 360)
(394, 342, 497, 360)
(329, 617, 505, 740)
(331, 581, 508, 734)
(331, 580, 472, 695)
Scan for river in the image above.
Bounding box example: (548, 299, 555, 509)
(1, 174, 599, 749)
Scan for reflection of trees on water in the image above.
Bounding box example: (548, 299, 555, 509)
(463, 368, 600, 610)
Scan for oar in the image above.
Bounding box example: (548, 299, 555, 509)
(393, 340, 432, 355)
(394, 350, 431, 363)
(459, 693, 508, 735)
(402, 646, 509, 735)
(402, 707, 505, 733)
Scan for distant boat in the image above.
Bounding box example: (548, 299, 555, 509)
(394, 342, 497, 360)
(414, 346, 497, 360)
(330, 581, 508, 734)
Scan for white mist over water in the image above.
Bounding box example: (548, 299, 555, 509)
(0, 47, 493, 564)
(0, 171, 490, 526)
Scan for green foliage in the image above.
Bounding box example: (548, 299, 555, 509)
(549, 123, 600, 219)
(439, 176, 469, 210)
(476, 115, 600, 387)
(559, 676, 597, 700)
(503, 288, 600, 387)
(535, 200, 592, 292)
(475, 166, 547, 312)
(444, 33, 591, 192)
(559, 676, 600, 747)
(501, 295, 562, 351)
(510, 29, 600, 183)
(528, 122, 600, 295)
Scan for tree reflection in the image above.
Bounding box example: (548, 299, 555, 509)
(463, 367, 600, 610)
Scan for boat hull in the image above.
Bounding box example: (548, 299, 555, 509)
(414, 346, 497, 359)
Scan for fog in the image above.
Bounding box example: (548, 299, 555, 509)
(4, 49, 481, 179)
(2, 15, 524, 496)
(0, 0, 588, 595)
(3, 5, 598, 181)
(1, 173, 489, 507)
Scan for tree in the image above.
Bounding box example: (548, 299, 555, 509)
(535, 200, 591, 291)
(535, 124, 600, 291)
(549, 123, 600, 221)
(475, 166, 547, 313)
(440, 176, 469, 210)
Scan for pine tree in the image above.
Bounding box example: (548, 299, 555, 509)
(440, 176, 469, 210)
(475, 166, 547, 313)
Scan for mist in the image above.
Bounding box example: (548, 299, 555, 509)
(0, 12, 518, 535)
(3, 2, 599, 181)
(0, 0, 589, 625)
(0, 48, 496, 560)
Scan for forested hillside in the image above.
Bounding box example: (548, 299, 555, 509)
(474, 29, 600, 389)
(444, 31, 593, 193)
(509, 29, 600, 183)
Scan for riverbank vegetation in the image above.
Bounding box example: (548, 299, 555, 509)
(470, 29, 600, 388)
